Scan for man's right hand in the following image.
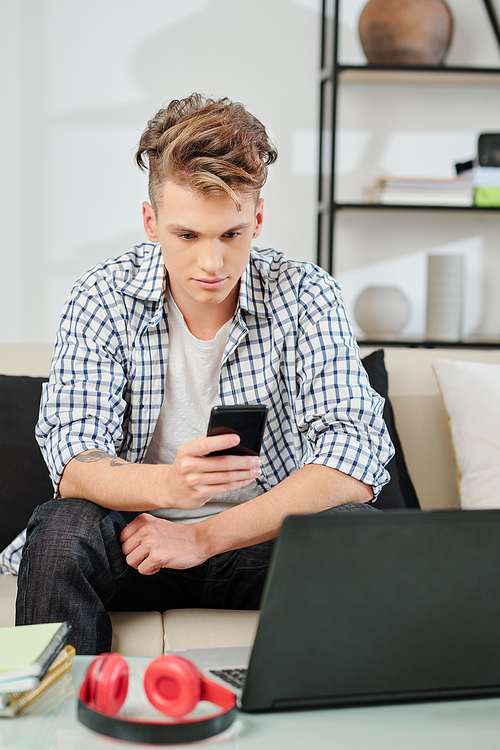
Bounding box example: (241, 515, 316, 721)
(165, 432, 262, 509)
(58, 432, 261, 512)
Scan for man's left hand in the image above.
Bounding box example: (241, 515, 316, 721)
(119, 513, 208, 575)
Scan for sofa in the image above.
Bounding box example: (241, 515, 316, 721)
(1, 341, 499, 655)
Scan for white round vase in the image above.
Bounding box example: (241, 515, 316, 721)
(354, 286, 410, 339)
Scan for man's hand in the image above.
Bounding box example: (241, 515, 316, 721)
(120, 513, 208, 574)
(165, 432, 262, 510)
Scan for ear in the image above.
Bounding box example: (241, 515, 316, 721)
(253, 198, 264, 239)
(143, 202, 159, 242)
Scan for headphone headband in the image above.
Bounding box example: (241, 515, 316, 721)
(78, 653, 237, 744)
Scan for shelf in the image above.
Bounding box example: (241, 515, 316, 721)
(327, 203, 500, 212)
(357, 338, 500, 349)
(329, 64, 500, 86)
(317, 0, 500, 275)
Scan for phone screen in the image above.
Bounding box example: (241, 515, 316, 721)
(207, 404, 268, 456)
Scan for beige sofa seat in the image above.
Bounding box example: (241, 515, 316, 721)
(0, 574, 17, 627)
(0, 571, 259, 656)
(162, 609, 260, 651)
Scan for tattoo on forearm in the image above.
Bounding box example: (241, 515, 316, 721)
(75, 450, 127, 467)
(110, 456, 127, 467)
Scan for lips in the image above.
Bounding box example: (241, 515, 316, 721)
(193, 277, 228, 290)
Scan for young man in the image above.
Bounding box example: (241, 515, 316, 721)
(16, 94, 393, 654)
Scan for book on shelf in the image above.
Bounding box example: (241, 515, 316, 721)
(457, 166, 500, 205)
(474, 186, 500, 206)
(459, 165, 500, 187)
(364, 176, 474, 206)
(0, 622, 71, 693)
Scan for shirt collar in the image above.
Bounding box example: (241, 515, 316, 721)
(115, 243, 271, 319)
(238, 248, 273, 319)
(117, 243, 166, 302)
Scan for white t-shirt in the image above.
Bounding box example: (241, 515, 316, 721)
(144, 288, 262, 523)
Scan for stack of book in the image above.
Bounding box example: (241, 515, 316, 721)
(458, 165, 500, 207)
(364, 176, 474, 206)
(0, 622, 74, 717)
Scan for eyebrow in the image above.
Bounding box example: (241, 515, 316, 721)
(166, 222, 252, 234)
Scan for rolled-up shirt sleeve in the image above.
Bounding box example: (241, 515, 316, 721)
(36, 279, 129, 491)
(292, 268, 393, 497)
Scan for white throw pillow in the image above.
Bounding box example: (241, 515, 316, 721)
(432, 358, 500, 509)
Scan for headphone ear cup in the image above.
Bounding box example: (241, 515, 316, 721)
(144, 656, 202, 717)
(91, 653, 129, 716)
(85, 654, 107, 704)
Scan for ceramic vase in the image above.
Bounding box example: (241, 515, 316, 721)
(354, 286, 410, 339)
(425, 255, 464, 341)
(358, 0, 454, 65)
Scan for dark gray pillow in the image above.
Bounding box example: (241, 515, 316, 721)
(361, 350, 420, 510)
(0, 375, 53, 551)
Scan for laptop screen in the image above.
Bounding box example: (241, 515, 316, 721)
(240, 510, 500, 711)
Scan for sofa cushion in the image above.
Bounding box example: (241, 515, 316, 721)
(110, 611, 165, 657)
(361, 350, 420, 509)
(162, 609, 260, 651)
(432, 358, 500, 509)
(0, 574, 18, 627)
(0, 375, 53, 551)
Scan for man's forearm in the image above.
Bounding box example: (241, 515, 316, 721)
(58, 435, 262, 512)
(196, 463, 373, 560)
(118, 463, 373, 575)
(59, 450, 170, 511)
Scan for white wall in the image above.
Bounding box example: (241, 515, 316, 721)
(1, 0, 499, 344)
(0, 0, 321, 343)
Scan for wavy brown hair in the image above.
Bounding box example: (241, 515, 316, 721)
(136, 94, 277, 213)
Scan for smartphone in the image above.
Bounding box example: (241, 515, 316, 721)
(207, 404, 268, 457)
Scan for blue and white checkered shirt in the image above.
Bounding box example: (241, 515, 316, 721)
(0, 243, 392, 574)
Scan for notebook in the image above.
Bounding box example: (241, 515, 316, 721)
(176, 509, 500, 712)
(0, 621, 71, 693)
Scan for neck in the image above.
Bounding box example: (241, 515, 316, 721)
(168, 284, 239, 341)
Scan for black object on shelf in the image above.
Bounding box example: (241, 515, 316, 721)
(478, 133, 500, 166)
(317, 0, 500, 277)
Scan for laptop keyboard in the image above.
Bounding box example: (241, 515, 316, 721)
(210, 668, 247, 689)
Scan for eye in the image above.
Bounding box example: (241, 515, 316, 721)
(223, 232, 241, 239)
(179, 233, 197, 240)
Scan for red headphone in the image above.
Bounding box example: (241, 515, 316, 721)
(78, 652, 237, 744)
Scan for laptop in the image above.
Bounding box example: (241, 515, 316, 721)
(175, 510, 500, 712)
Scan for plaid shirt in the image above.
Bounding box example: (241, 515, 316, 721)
(0, 243, 392, 574)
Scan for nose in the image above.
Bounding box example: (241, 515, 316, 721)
(198, 239, 224, 274)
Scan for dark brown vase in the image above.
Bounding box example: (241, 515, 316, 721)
(358, 0, 454, 65)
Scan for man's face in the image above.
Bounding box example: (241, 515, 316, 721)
(142, 180, 264, 324)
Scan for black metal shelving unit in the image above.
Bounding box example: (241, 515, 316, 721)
(356, 337, 500, 349)
(317, 0, 500, 348)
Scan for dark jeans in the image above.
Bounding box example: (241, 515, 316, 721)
(16, 497, 380, 655)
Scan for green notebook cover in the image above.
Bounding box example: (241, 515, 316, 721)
(0, 622, 71, 681)
(474, 186, 500, 207)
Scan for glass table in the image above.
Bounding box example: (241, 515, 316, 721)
(2, 656, 500, 749)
